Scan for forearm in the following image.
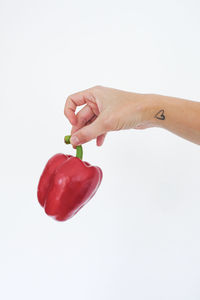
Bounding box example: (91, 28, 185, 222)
(146, 94, 200, 145)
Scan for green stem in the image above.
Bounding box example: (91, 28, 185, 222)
(64, 135, 83, 160)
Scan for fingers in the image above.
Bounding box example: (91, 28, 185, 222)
(64, 96, 78, 126)
(64, 89, 95, 126)
(71, 105, 95, 135)
(70, 115, 105, 146)
(96, 134, 106, 146)
(65, 86, 107, 146)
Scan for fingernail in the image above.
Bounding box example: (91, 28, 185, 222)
(70, 135, 79, 146)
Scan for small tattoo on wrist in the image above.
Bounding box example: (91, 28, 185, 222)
(154, 109, 165, 120)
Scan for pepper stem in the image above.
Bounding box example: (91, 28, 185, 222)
(64, 135, 83, 160)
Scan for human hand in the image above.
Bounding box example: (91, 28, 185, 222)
(64, 85, 153, 147)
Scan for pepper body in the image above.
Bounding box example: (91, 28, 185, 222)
(37, 153, 102, 221)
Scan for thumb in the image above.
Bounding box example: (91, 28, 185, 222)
(70, 115, 105, 146)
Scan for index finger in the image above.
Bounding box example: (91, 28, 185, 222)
(64, 88, 95, 125)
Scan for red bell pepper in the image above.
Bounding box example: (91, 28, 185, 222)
(37, 135, 102, 221)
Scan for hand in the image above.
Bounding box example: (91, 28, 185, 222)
(64, 85, 152, 147)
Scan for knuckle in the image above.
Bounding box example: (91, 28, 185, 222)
(64, 107, 70, 117)
(64, 96, 71, 109)
(79, 116, 88, 125)
(66, 95, 71, 103)
(77, 132, 87, 144)
(64, 106, 68, 117)
(93, 85, 103, 91)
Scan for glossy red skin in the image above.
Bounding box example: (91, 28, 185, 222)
(37, 154, 102, 221)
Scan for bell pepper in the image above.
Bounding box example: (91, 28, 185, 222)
(37, 135, 103, 221)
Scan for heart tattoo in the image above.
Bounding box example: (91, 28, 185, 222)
(154, 109, 165, 120)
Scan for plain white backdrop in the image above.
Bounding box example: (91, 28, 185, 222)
(1, 0, 200, 299)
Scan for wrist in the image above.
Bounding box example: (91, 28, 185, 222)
(136, 93, 167, 129)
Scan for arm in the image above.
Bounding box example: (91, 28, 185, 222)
(64, 86, 200, 146)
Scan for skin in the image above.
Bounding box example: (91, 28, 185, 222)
(64, 85, 200, 146)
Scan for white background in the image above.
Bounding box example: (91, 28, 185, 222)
(1, 0, 200, 299)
